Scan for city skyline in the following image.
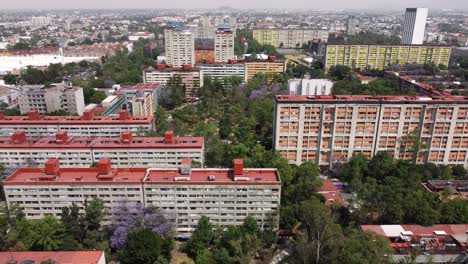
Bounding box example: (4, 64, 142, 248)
(2, 0, 468, 10)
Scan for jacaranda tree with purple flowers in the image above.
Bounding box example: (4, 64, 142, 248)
(109, 201, 174, 249)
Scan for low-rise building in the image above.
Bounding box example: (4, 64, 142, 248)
(143, 64, 203, 100)
(0, 251, 106, 264)
(318, 179, 346, 206)
(196, 61, 245, 85)
(361, 224, 468, 262)
(128, 32, 155, 41)
(244, 57, 286, 83)
(3, 159, 281, 237)
(0, 110, 153, 137)
(423, 180, 468, 200)
(0, 130, 204, 169)
(18, 84, 85, 115)
(288, 79, 333, 95)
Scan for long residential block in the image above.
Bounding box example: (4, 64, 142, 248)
(253, 29, 329, 48)
(324, 44, 451, 71)
(0, 130, 204, 169)
(0, 110, 153, 137)
(3, 159, 281, 237)
(274, 94, 468, 168)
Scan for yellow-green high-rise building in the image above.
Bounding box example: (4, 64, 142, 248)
(324, 44, 451, 71)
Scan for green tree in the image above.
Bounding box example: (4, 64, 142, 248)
(439, 198, 468, 224)
(24, 216, 66, 251)
(3, 73, 17, 85)
(288, 198, 342, 264)
(10, 42, 31, 50)
(328, 65, 352, 80)
(22, 67, 46, 84)
(185, 216, 214, 258)
(90, 91, 107, 104)
(339, 230, 393, 264)
(119, 228, 170, 264)
(61, 202, 82, 243)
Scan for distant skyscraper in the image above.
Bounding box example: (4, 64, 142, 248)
(164, 27, 195, 67)
(214, 26, 235, 63)
(201, 16, 211, 27)
(402, 8, 428, 45)
(346, 16, 359, 36)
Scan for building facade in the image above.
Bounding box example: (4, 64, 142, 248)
(3, 159, 281, 237)
(18, 84, 85, 115)
(324, 44, 451, 71)
(116, 83, 160, 115)
(196, 62, 245, 84)
(164, 27, 195, 67)
(0, 251, 106, 264)
(402, 8, 429, 45)
(274, 94, 468, 168)
(0, 130, 204, 169)
(244, 58, 286, 83)
(287, 79, 333, 95)
(214, 28, 235, 63)
(143, 64, 203, 100)
(253, 29, 329, 48)
(0, 110, 153, 137)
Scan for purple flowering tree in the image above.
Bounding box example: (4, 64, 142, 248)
(109, 201, 174, 249)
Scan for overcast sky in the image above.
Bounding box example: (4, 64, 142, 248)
(2, 0, 468, 10)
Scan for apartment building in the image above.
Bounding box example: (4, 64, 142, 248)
(116, 83, 160, 114)
(288, 79, 333, 95)
(143, 64, 203, 100)
(274, 94, 468, 168)
(0, 130, 204, 169)
(214, 27, 235, 63)
(0, 110, 153, 137)
(18, 84, 85, 115)
(244, 57, 286, 83)
(127, 94, 154, 116)
(324, 44, 451, 71)
(253, 29, 329, 48)
(196, 61, 245, 84)
(3, 159, 281, 236)
(164, 27, 195, 67)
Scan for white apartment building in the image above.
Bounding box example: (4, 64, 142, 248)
(214, 28, 235, 63)
(274, 94, 468, 168)
(165, 27, 195, 67)
(143, 64, 203, 100)
(117, 83, 161, 114)
(3, 159, 281, 237)
(288, 79, 333, 95)
(0, 130, 204, 169)
(128, 93, 154, 116)
(196, 62, 245, 84)
(128, 32, 155, 41)
(18, 84, 85, 115)
(0, 110, 153, 137)
(402, 8, 429, 45)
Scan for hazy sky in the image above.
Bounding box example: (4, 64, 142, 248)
(2, 0, 468, 10)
